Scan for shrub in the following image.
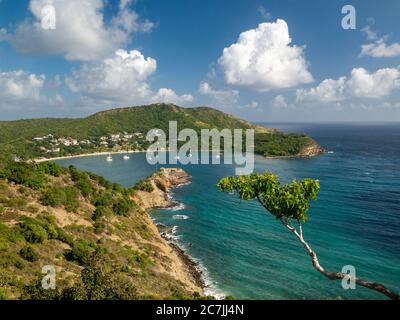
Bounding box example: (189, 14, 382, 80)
(6, 197, 27, 209)
(1, 162, 45, 189)
(75, 178, 93, 197)
(1, 162, 33, 184)
(92, 206, 111, 221)
(93, 193, 113, 207)
(68, 165, 79, 181)
(65, 240, 97, 266)
(112, 183, 124, 193)
(134, 179, 154, 192)
(20, 221, 48, 244)
(112, 197, 135, 216)
(63, 187, 79, 212)
(56, 229, 74, 246)
(0, 223, 23, 250)
(21, 281, 61, 300)
(40, 187, 65, 207)
(37, 162, 62, 177)
(19, 246, 40, 262)
(40, 187, 79, 212)
(0, 288, 7, 300)
(94, 221, 105, 234)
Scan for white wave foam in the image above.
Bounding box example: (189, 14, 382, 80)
(167, 202, 186, 211)
(189, 255, 226, 300)
(173, 214, 190, 220)
(161, 225, 182, 241)
(175, 181, 191, 188)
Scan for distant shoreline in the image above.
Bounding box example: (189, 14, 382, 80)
(33, 150, 146, 163)
(33, 149, 225, 163)
(33, 146, 326, 164)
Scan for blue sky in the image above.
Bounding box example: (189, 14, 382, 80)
(0, 0, 399, 121)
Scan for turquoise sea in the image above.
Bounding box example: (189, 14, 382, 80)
(55, 123, 400, 300)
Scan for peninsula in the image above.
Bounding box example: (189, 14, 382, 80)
(0, 104, 324, 163)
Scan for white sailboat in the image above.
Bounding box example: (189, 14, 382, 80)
(123, 153, 130, 160)
(106, 153, 113, 162)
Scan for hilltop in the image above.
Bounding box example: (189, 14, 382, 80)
(0, 161, 207, 300)
(0, 104, 324, 161)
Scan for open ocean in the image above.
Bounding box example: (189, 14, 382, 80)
(55, 122, 400, 300)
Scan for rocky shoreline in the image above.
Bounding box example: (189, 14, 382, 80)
(134, 168, 208, 295)
(157, 223, 205, 289)
(264, 141, 326, 159)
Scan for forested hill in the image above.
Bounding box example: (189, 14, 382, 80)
(0, 103, 324, 160)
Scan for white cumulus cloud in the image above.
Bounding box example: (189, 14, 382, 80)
(360, 37, 400, 58)
(296, 67, 400, 103)
(151, 88, 193, 104)
(8, 0, 154, 61)
(347, 67, 400, 98)
(271, 95, 293, 109)
(199, 81, 239, 107)
(0, 70, 46, 109)
(296, 77, 347, 103)
(218, 19, 313, 91)
(66, 49, 192, 108)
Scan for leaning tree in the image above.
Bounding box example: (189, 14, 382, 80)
(217, 172, 399, 300)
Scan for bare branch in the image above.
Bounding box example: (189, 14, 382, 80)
(298, 220, 303, 238)
(278, 218, 399, 300)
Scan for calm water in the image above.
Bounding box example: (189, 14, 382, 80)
(56, 123, 400, 300)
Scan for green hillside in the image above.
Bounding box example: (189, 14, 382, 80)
(0, 162, 206, 299)
(0, 104, 323, 161)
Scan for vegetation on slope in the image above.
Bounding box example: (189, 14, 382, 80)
(0, 161, 205, 300)
(0, 104, 322, 160)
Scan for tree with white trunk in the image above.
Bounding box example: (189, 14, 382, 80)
(217, 172, 399, 300)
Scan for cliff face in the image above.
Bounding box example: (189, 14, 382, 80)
(0, 163, 202, 299)
(134, 168, 190, 210)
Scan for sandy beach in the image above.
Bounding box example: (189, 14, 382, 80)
(33, 150, 147, 163)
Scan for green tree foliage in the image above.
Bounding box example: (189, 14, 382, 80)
(68, 166, 93, 197)
(37, 162, 63, 177)
(0, 162, 46, 190)
(218, 172, 319, 222)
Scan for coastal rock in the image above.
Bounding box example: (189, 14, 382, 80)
(133, 168, 190, 210)
(297, 141, 326, 157)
